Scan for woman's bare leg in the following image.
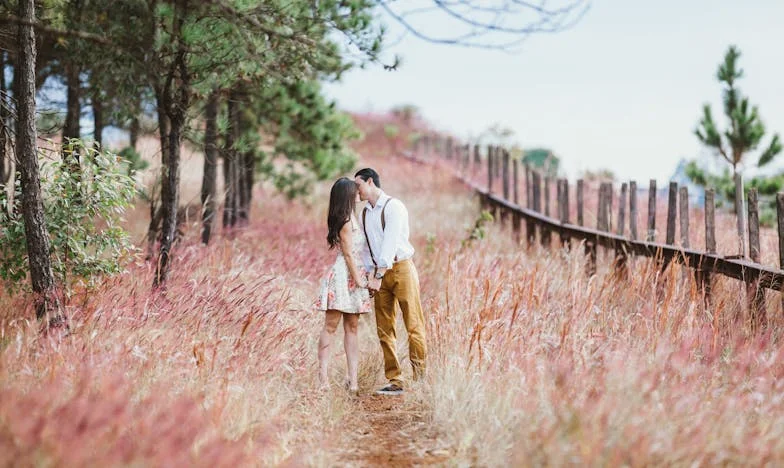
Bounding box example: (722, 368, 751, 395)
(343, 313, 360, 391)
(318, 310, 342, 388)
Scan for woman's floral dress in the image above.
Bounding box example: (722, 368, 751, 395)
(316, 218, 371, 314)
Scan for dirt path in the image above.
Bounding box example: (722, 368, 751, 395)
(335, 393, 453, 467)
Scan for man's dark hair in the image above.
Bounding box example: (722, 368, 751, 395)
(355, 168, 380, 188)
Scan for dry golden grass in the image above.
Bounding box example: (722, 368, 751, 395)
(3, 124, 784, 466)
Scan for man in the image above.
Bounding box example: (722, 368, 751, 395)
(355, 168, 427, 396)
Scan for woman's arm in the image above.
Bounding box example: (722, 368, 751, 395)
(340, 221, 367, 288)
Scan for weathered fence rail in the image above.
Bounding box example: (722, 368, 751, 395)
(480, 189, 784, 290)
(405, 136, 784, 328)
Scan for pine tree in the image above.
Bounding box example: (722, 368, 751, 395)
(695, 45, 782, 212)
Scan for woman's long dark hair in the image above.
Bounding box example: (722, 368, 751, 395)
(327, 177, 357, 249)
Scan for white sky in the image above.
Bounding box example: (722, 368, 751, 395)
(323, 0, 784, 185)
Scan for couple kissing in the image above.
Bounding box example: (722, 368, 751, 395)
(315, 168, 427, 396)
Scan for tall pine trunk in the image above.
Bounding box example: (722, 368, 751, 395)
(146, 94, 169, 261)
(0, 51, 7, 188)
(154, 109, 183, 286)
(63, 62, 81, 151)
(16, 0, 62, 321)
(153, 0, 189, 288)
(236, 147, 247, 225)
(129, 95, 141, 150)
(92, 88, 104, 150)
(201, 89, 219, 244)
(221, 146, 233, 228)
(222, 92, 238, 229)
(243, 148, 254, 220)
(236, 94, 251, 225)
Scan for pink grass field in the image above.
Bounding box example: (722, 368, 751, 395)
(2, 115, 784, 466)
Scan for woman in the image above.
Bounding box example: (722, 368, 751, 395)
(316, 177, 371, 394)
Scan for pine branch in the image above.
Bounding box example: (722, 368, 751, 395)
(0, 14, 113, 46)
(758, 134, 782, 167)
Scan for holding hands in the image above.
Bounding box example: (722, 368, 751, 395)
(365, 270, 384, 297)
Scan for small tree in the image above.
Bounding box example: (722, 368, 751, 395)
(694, 45, 782, 213)
(0, 140, 137, 299)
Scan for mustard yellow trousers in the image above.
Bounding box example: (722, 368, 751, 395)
(374, 259, 427, 386)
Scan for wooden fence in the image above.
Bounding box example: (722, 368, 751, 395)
(407, 135, 784, 330)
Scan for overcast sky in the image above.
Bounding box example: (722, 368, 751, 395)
(323, 0, 784, 184)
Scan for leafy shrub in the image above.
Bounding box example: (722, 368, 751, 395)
(0, 139, 137, 295)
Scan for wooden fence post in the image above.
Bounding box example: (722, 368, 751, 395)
(577, 179, 584, 227)
(494, 146, 501, 178)
(502, 149, 510, 201)
(542, 176, 552, 247)
(577, 179, 594, 275)
(617, 183, 627, 237)
(500, 149, 510, 224)
(748, 188, 765, 331)
(597, 183, 612, 270)
(701, 189, 716, 306)
(647, 179, 657, 242)
(544, 176, 551, 217)
(679, 186, 689, 248)
(487, 145, 493, 194)
(597, 182, 610, 232)
(679, 186, 691, 286)
(666, 182, 678, 245)
(614, 182, 628, 278)
(513, 159, 519, 205)
(512, 159, 521, 243)
(656, 181, 678, 276)
(629, 181, 638, 240)
(531, 171, 542, 247)
(524, 166, 534, 247)
(606, 182, 614, 234)
(777, 193, 784, 315)
(559, 179, 571, 250)
(532, 171, 542, 213)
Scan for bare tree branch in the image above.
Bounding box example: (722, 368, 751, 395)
(377, 0, 590, 51)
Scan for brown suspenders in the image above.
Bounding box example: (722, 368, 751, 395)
(362, 198, 396, 274)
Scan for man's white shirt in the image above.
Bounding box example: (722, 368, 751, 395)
(359, 191, 415, 271)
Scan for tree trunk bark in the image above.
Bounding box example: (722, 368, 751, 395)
(236, 148, 247, 226)
(63, 61, 81, 151)
(153, 101, 182, 287)
(201, 89, 219, 244)
(243, 149, 254, 220)
(0, 50, 7, 188)
(145, 91, 169, 260)
(221, 150, 232, 228)
(16, 0, 62, 321)
(129, 95, 141, 150)
(153, 0, 189, 288)
(237, 95, 253, 225)
(223, 93, 238, 228)
(146, 204, 162, 261)
(92, 88, 104, 150)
